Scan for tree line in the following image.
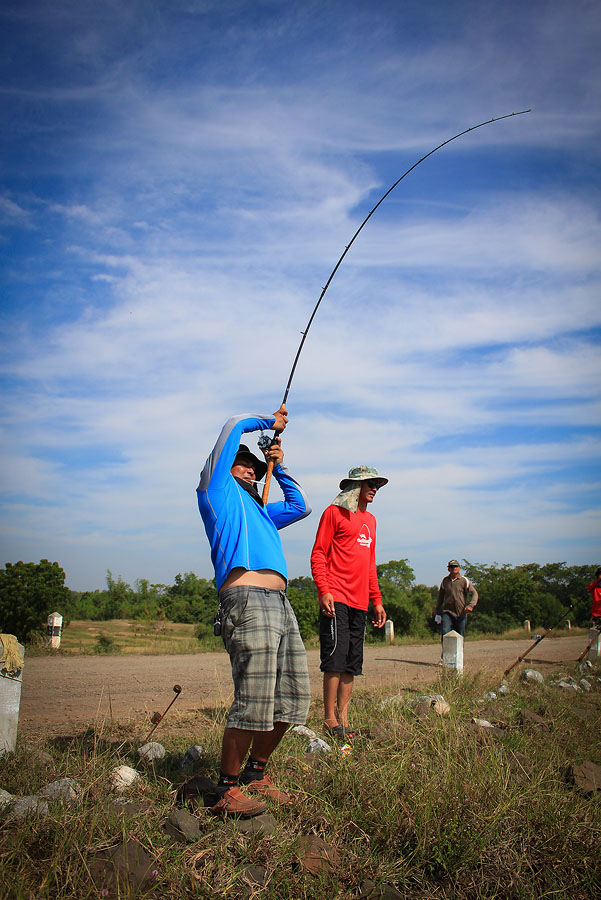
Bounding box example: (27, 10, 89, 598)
(0, 558, 597, 644)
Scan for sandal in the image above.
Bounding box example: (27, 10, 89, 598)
(324, 724, 347, 740)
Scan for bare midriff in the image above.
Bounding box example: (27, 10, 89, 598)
(219, 567, 286, 593)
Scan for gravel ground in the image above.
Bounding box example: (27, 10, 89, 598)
(16, 635, 589, 736)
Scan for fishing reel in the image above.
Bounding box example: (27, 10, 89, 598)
(257, 432, 274, 453)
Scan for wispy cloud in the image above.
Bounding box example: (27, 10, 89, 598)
(1, 0, 600, 589)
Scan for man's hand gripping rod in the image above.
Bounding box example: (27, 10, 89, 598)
(260, 110, 531, 503)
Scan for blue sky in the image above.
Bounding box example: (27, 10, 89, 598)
(1, 0, 600, 592)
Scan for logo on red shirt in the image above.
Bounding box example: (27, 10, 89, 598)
(357, 525, 372, 548)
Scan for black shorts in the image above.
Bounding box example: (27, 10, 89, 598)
(319, 602, 367, 676)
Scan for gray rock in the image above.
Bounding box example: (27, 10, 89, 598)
(578, 660, 593, 673)
(241, 864, 268, 887)
(378, 695, 406, 709)
(306, 737, 331, 754)
(579, 679, 592, 692)
(555, 680, 580, 692)
(113, 799, 155, 817)
(0, 788, 14, 809)
(89, 837, 157, 891)
(519, 709, 550, 729)
(235, 812, 277, 836)
(413, 694, 446, 705)
(567, 760, 601, 793)
(521, 669, 544, 684)
(180, 745, 203, 770)
(111, 765, 141, 792)
(24, 748, 55, 769)
(355, 878, 406, 898)
(485, 691, 497, 701)
(471, 717, 494, 728)
(137, 741, 165, 761)
(557, 674, 579, 686)
(8, 796, 50, 821)
(163, 808, 202, 843)
(40, 778, 83, 806)
(497, 683, 510, 696)
(414, 698, 450, 717)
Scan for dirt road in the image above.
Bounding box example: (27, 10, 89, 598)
(18, 636, 589, 735)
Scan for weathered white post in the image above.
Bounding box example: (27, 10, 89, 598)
(47, 612, 63, 649)
(588, 628, 601, 662)
(523, 619, 531, 634)
(0, 636, 25, 755)
(566, 619, 571, 630)
(384, 620, 394, 644)
(442, 629, 463, 673)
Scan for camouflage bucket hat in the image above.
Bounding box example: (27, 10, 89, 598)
(339, 465, 388, 491)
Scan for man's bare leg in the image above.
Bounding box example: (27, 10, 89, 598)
(220, 721, 290, 774)
(336, 672, 354, 727)
(220, 727, 254, 777)
(249, 721, 289, 763)
(323, 671, 342, 727)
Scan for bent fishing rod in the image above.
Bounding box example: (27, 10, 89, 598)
(261, 108, 531, 502)
(503, 605, 573, 677)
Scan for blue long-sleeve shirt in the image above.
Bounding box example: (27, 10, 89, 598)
(197, 414, 311, 592)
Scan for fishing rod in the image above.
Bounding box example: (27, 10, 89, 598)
(260, 108, 532, 501)
(503, 605, 573, 677)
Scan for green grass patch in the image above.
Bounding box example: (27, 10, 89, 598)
(27, 619, 587, 658)
(27, 619, 224, 657)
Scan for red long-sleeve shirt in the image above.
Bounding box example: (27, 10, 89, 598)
(310, 504, 382, 611)
(588, 578, 601, 618)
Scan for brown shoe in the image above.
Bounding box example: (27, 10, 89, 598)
(210, 785, 267, 818)
(244, 774, 291, 805)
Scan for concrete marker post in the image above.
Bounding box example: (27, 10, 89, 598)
(0, 637, 25, 755)
(47, 612, 63, 649)
(384, 620, 394, 644)
(442, 629, 463, 673)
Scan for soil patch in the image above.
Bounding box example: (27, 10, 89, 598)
(19, 636, 587, 735)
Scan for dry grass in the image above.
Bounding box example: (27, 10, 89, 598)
(2, 665, 601, 898)
(32, 619, 223, 656)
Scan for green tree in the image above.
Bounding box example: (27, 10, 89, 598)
(287, 576, 319, 640)
(164, 572, 218, 625)
(0, 559, 69, 642)
(104, 571, 134, 619)
(376, 559, 415, 591)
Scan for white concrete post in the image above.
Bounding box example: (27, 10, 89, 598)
(442, 629, 463, 673)
(0, 637, 25, 755)
(384, 620, 394, 644)
(523, 619, 531, 634)
(47, 611, 63, 649)
(566, 620, 571, 630)
(588, 628, 601, 662)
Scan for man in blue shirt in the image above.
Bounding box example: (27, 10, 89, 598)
(197, 405, 311, 816)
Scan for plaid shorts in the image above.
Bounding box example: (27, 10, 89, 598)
(219, 585, 311, 731)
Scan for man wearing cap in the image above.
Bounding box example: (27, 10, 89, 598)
(197, 407, 311, 816)
(434, 560, 478, 643)
(587, 566, 601, 628)
(310, 465, 388, 739)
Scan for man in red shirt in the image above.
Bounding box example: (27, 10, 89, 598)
(588, 566, 601, 627)
(310, 465, 388, 740)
